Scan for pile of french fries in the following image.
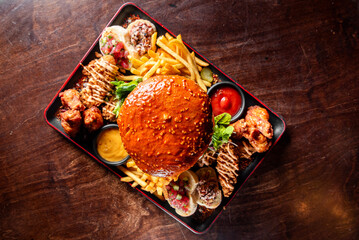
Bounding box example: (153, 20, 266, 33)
(117, 32, 211, 91)
(118, 158, 176, 200)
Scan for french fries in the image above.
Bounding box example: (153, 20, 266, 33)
(118, 158, 173, 199)
(116, 74, 142, 81)
(123, 32, 213, 90)
(118, 165, 147, 187)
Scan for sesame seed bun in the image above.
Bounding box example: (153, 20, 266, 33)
(117, 75, 213, 178)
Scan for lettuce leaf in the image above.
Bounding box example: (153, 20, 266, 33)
(111, 78, 142, 117)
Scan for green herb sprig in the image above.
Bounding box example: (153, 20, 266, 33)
(212, 113, 234, 150)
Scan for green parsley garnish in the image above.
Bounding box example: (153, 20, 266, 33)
(211, 113, 234, 150)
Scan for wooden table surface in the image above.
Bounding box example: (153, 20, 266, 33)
(1, 0, 359, 239)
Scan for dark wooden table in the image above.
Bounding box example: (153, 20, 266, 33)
(1, 0, 358, 239)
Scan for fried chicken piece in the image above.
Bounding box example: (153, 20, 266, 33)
(59, 89, 85, 111)
(231, 118, 247, 139)
(246, 128, 272, 153)
(102, 54, 117, 66)
(83, 106, 103, 132)
(231, 106, 273, 153)
(60, 110, 82, 137)
(232, 119, 270, 152)
(245, 106, 273, 139)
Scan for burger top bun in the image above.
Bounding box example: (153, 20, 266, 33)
(117, 75, 213, 178)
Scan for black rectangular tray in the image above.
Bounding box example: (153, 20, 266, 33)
(44, 2, 286, 234)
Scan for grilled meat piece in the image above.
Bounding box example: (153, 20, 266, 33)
(216, 142, 240, 197)
(215, 138, 258, 197)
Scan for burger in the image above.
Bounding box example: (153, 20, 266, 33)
(117, 75, 213, 178)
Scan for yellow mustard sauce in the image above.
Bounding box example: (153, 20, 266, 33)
(97, 128, 128, 162)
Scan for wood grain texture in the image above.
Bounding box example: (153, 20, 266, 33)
(0, 0, 358, 239)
